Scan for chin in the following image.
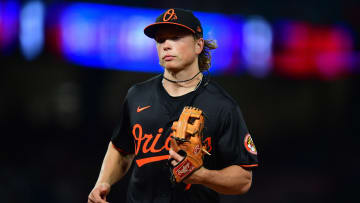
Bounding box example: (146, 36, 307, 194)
(164, 64, 182, 72)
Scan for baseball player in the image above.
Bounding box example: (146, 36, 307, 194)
(88, 8, 258, 203)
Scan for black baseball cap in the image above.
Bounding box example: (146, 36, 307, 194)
(144, 8, 203, 39)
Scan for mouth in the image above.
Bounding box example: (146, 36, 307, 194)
(163, 55, 175, 61)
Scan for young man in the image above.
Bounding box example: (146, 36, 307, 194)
(88, 8, 258, 203)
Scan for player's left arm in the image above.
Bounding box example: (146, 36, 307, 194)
(169, 149, 252, 195)
(190, 165, 252, 195)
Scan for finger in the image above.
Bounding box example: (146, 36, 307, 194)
(94, 197, 108, 203)
(168, 156, 179, 166)
(169, 148, 184, 162)
(88, 193, 96, 203)
(171, 159, 178, 166)
(92, 189, 107, 203)
(169, 148, 174, 155)
(100, 192, 108, 202)
(92, 190, 101, 200)
(98, 184, 110, 201)
(170, 138, 180, 152)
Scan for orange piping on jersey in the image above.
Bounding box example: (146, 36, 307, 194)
(136, 155, 169, 167)
(239, 164, 258, 168)
(203, 137, 212, 153)
(111, 143, 131, 155)
(185, 184, 192, 191)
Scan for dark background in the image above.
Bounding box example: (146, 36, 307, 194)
(1, 0, 359, 202)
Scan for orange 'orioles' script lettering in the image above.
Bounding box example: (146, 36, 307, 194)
(133, 124, 172, 167)
(132, 124, 211, 167)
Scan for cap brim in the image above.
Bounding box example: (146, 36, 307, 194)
(144, 22, 195, 38)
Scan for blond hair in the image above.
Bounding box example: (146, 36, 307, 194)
(195, 34, 217, 71)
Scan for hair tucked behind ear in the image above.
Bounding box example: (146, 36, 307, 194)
(195, 34, 217, 71)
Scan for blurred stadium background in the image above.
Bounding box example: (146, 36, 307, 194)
(1, 0, 359, 202)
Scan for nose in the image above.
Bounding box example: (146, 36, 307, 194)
(162, 39, 172, 51)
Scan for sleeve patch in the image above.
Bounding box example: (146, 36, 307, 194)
(244, 134, 257, 155)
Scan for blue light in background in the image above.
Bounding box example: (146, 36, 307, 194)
(0, 0, 19, 53)
(195, 12, 244, 74)
(0, 2, 357, 79)
(242, 16, 273, 78)
(59, 4, 250, 74)
(60, 4, 160, 72)
(20, 1, 45, 60)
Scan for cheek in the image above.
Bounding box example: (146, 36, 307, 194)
(156, 44, 160, 52)
(180, 45, 196, 60)
(156, 46, 162, 59)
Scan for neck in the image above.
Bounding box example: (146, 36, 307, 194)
(163, 66, 200, 81)
(162, 68, 203, 97)
(163, 71, 201, 83)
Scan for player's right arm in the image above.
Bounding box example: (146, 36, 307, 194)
(88, 141, 135, 203)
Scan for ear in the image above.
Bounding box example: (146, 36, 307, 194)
(195, 38, 204, 55)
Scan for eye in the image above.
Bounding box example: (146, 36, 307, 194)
(155, 35, 182, 43)
(171, 36, 183, 41)
(155, 37, 165, 43)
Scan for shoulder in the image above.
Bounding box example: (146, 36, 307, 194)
(203, 79, 239, 111)
(195, 78, 244, 122)
(126, 74, 161, 98)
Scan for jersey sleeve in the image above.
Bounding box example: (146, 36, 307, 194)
(110, 90, 135, 155)
(216, 105, 258, 169)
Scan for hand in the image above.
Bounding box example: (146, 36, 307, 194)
(88, 183, 111, 203)
(169, 149, 205, 184)
(168, 148, 184, 166)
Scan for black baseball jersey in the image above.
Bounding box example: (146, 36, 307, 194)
(111, 74, 258, 203)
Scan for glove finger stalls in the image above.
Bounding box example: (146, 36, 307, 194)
(169, 106, 205, 183)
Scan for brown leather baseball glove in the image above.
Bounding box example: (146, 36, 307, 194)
(169, 106, 210, 183)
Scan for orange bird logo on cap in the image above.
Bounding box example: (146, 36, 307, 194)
(163, 9, 178, 21)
